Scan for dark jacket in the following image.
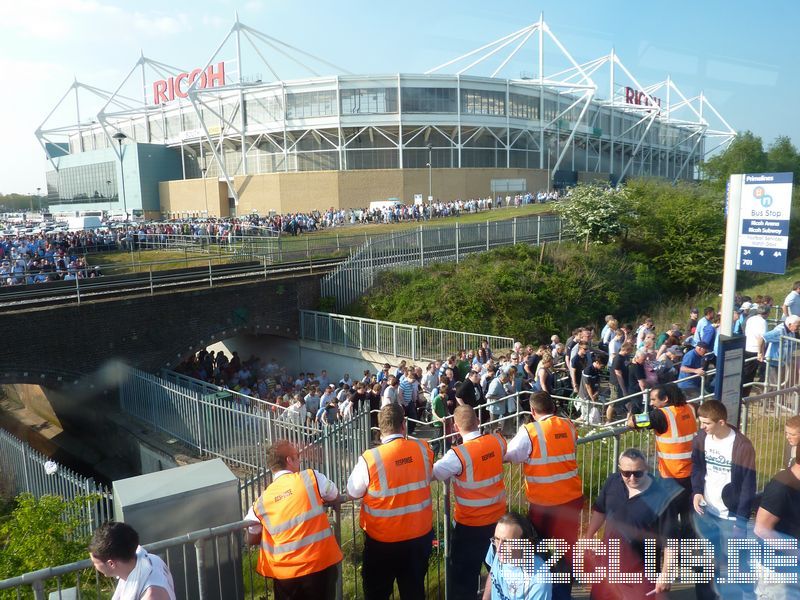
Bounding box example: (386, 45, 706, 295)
(690, 428, 756, 525)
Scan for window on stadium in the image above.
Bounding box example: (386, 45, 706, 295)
(341, 88, 398, 114)
(509, 92, 539, 120)
(401, 87, 458, 113)
(460, 89, 506, 116)
(286, 90, 337, 119)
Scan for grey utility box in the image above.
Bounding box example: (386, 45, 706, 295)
(113, 459, 243, 600)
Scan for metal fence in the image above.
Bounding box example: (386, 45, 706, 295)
(321, 214, 566, 310)
(0, 428, 113, 535)
(6, 384, 800, 599)
(120, 369, 372, 487)
(300, 309, 515, 361)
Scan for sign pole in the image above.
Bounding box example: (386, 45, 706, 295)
(720, 174, 743, 336)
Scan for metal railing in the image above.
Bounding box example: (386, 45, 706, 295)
(121, 370, 371, 486)
(0, 428, 113, 536)
(321, 214, 566, 310)
(6, 383, 800, 599)
(300, 309, 515, 361)
(0, 518, 266, 600)
(0, 256, 341, 307)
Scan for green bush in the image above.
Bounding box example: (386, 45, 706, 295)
(350, 242, 665, 343)
(0, 494, 94, 587)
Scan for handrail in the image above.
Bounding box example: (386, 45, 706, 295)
(0, 256, 343, 307)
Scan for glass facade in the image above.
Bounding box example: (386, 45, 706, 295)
(460, 89, 505, 116)
(401, 87, 457, 113)
(285, 90, 337, 119)
(341, 88, 398, 114)
(246, 92, 283, 125)
(46, 161, 117, 204)
(509, 92, 539, 120)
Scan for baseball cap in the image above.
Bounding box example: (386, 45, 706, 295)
(667, 345, 683, 356)
(696, 342, 710, 351)
(690, 307, 699, 314)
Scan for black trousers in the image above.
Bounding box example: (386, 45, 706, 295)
(273, 563, 338, 600)
(447, 522, 495, 600)
(363, 530, 433, 600)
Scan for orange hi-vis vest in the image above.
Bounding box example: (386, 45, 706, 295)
(452, 433, 507, 526)
(522, 416, 583, 506)
(360, 437, 434, 542)
(655, 404, 697, 479)
(252, 469, 342, 580)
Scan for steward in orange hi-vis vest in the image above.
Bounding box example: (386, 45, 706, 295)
(452, 433, 507, 526)
(252, 469, 342, 580)
(522, 415, 583, 506)
(655, 404, 697, 479)
(360, 437, 434, 542)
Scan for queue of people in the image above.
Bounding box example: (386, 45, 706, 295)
(243, 378, 800, 600)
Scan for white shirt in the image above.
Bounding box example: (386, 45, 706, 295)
(703, 428, 736, 520)
(112, 547, 176, 600)
(421, 371, 438, 394)
(784, 290, 800, 317)
(504, 414, 554, 463)
(744, 314, 767, 353)
(283, 402, 307, 425)
(432, 430, 487, 481)
(244, 469, 339, 534)
(381, 386, 398, 407)
(346, 434, 405, 498)
(339, 398, 353, 419)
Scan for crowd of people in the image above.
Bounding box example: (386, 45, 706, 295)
(90, 285, 800, 600)
(0, 188, 568, 288)
(175, 283, 800, 443)
(0, 233, 101, 286)
(241, 391, 800, 600)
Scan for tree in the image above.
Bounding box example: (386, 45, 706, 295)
(702, 131, 767, 185)
(554, 184, 633, 245)
(0, 493, 95, 585)
(625, 179, 726, 292)
(767, 136, 800, 180)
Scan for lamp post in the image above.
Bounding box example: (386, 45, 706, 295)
(106, 179, 112, 216)
(546, 146, 551, 192)
(426, 143, 433, 202)
(201, 168, 210, 217)
(112, 132, 128, 220)
(36, 187, 41, 213)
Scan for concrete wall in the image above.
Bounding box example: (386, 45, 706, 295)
(160, 167, 562, 214)
(159, 179, 229, 217)
(202, 333, 411, 383)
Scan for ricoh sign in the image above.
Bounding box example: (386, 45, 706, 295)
(624, 86, 662, 109)
(152, 62, 226, 105)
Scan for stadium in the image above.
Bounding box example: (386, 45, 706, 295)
(36, 16, 736, 219)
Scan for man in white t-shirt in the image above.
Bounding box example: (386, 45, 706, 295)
(782, 281, 800, 319)
(691, 399, 756, 600)
(743, 304, 769, 388)
(89, 522, 176, 600)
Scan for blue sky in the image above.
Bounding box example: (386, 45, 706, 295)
(1, 0, 797, 194)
